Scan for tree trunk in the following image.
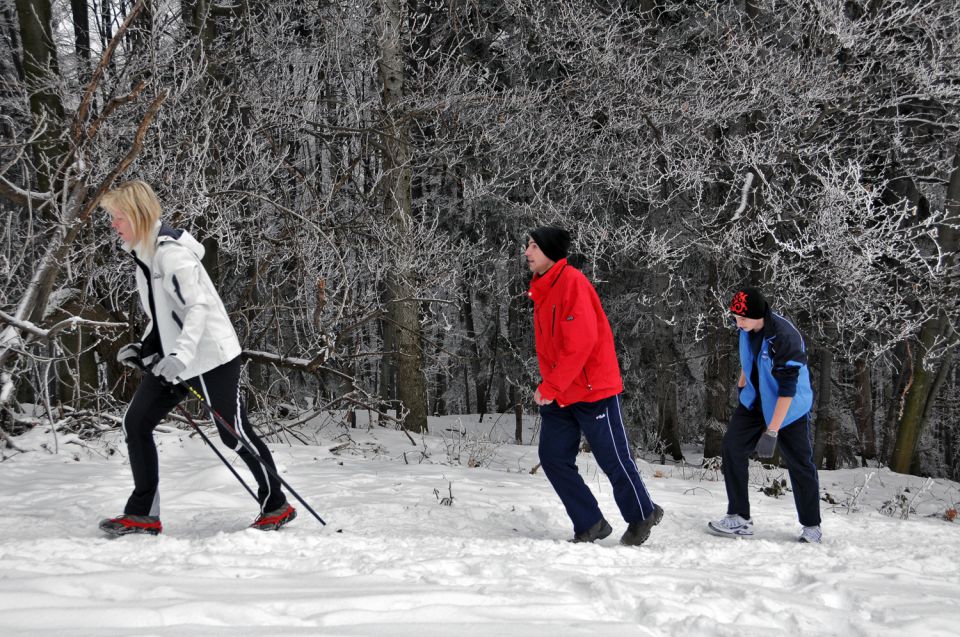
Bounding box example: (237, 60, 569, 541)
(509, 260, 525, 444)
(70, 0, 91, 80)
(100, 0, 113, 45)
(513, 386, 523, 444)
(704, 265, 732, 458)
(881, 342, 908, 462)
(890, 150, 960, 473)
(653, 317, 683, 462)
(386, 278, 428, 433)
(496, 369, 508, 413)
(461, 286, 483, 413)
(478, 306, 500, 423)
(890, 325, 939, 474)
(1, 2, 25, 86)
(377, 0, 427, 433)
(378, 289, 397, 410)
(51, 301, 108, 409)
(853, 358, 877, 463)
(460, 362, 470, 414)
(813, 347, 838, 469)
(15, 183, 88, 327)
(431, 326, 446, 415)
(15, 0, 66, 194)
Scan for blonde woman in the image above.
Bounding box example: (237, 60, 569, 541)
(99, 181, 295, 535)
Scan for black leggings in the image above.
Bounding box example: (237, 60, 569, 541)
(122, 356, 286, 517)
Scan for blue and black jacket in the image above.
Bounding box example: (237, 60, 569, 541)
(737, 309, 813, 428)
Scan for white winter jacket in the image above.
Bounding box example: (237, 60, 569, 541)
(124, 220, 242, 380)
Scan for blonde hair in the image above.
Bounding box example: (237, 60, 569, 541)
(101, 180, 162, 249)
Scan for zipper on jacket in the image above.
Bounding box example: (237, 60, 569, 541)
(582, 369, 592, 391)
(550, 305, 556, 336)
(131, 251, 164, 355)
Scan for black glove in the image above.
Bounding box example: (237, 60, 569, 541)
(755, 430, 778, 459)
(116, 342, 143, 370)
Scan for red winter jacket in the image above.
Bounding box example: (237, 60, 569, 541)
(528, 259, 623, 407)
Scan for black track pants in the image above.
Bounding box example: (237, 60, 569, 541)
(122, 356, 286, 517)
(720, 403, 821, 527)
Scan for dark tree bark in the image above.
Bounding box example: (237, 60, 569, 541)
(70, 0, 91, 77)
(890, 152, 960, 474)
(461, 286, 483, 413)
(704, 265, 732, 458)
(853, 358, 877, 463)
(377, 0, 428, 433)
(14, 0, 66, 193)
(813, 346, 838, 469)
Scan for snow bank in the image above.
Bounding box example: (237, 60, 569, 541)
(0, 415, 958, 636)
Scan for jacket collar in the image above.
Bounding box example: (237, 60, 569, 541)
(156, 222, 184, 243)
(527, 258, 568, 303)
(760, 307, 776, 339)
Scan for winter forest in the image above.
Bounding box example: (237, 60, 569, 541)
(1, 0, 959, 482)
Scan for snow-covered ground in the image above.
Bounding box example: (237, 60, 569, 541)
(1, 412, 959, 636)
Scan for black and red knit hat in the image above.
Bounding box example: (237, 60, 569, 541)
(729, 287, 768, 319)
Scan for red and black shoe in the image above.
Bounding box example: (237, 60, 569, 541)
(251, 503, 297, 531)
(99, 514, 162, 536)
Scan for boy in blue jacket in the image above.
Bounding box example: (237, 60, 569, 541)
(708, 287, 822, 543)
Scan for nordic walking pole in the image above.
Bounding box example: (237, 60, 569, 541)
(133, 360, 258, 502)
(178, 379, 327, 526)
(174, 404, 259, 502)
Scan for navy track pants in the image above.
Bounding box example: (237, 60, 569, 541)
(538, 394, 656, 534)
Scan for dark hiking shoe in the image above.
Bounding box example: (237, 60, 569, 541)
(251, 503, 297, 531)
(620, 503, 665, 546)
(99, 514, 162, 536)
(569, 517, 613, 543)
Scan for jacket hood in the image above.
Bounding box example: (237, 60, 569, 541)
(156, 222, 205, 260)
(123, 220, 205, 261)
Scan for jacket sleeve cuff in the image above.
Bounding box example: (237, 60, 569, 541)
(773, 365, 800, 398)
(777, 380, 797, 397)
(173, 348, 195, 368)
(537, 383, 556, 401)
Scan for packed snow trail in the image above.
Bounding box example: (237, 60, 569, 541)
(0, 419, 958, 636)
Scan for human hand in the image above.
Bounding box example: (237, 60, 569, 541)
(116, 343, 143, 370)
(755, 430, 778, 459)
(534, 388, 553, 406)
(152, 354, 186, 383)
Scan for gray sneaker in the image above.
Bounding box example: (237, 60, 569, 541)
(569, 517, 613, 543)
(799, 525, 822, 544)
(707, 514, 754, 537)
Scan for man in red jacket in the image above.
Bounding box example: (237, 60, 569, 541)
(526, 226, 662, 545)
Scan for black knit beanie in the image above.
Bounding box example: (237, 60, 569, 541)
(729, 287, 768, 319)
(529, 226, 571, 263)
